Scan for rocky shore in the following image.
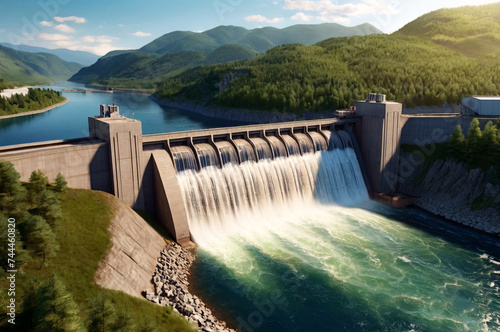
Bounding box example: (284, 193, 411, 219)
(398, 153, 500, 236)
(144, 243, 235, 332)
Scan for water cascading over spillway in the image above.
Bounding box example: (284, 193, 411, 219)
(174, 130, 368, 243)
(171, 129, 500, 332)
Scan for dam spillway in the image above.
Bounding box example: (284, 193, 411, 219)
(146, 118, 369, 244)
(174, 131, 368, 244)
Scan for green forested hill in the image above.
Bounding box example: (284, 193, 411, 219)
(140, 23, 383, 55)
(0, 45, 83, 86)
(69, 23, 382, 88)
(156, 34, 500, 111)
(395, 2, 500, 57)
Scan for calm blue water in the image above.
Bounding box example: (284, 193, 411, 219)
(0, 81, 245, 146)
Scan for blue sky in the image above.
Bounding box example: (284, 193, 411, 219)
(0, 0, 499, 56)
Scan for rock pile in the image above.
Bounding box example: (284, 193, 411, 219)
(144, 243, 235, 332)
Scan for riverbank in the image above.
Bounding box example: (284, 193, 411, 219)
(398, 154, 500, 236)
(145, 242, 235, 332)
(0, 97, 70, 120)
(151, 95, 298, 124)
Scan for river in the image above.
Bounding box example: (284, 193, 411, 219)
(0, 81, 245, 147)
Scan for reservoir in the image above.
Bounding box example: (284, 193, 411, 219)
(0, 81, 243, 147)
(1, 81, 499, 331)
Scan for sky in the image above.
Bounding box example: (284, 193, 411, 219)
(0, 0, 499, 56)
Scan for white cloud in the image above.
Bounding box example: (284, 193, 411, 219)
(131, 31, 152, 37)
(291, 12, 312, 21)
(54, 24, 75, 33)
(81, 35, 117, 43)
(39, 33, 72, 41)
(317, 14, 352, 24)
(245, 14, 284, 23)
(71, 44, 120, 56)
(54, 16, 86, 23)
(284, 0, 399, 23)
(40, 21, 53, 27)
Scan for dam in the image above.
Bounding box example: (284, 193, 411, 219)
(1, 96, 500, 330)
(0, 96, 402, 244)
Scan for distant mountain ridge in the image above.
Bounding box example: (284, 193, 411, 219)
(394, 2, 500, 57)
(70, 22, 382, 88)
(0, 42, 99, 66)
(139, 23, 382, 55)
(0, 44, 84, 86)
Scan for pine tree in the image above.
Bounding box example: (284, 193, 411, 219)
(25, 215, 59, 268)
(38, 274, 84, 332)
(17, 277, 43, 331)
(28, 170, 49, 195)
(27, 170, 49, 205)
(37, 190, 62, 228)
(467, 118, 482, 157)
(55, 173, 67, 193)
(479, 121, 498, 153)
(448, 124, 466, 161)
(0, 213, 31, 271)
(0, 161, 28, 222)
(87, 294, 116, 332)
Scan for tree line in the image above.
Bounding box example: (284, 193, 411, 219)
(447, 118, 500, 182)
(156, 35, 500, 113)
(0, 88, 65, 116)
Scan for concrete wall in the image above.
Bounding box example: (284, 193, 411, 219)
(0, 139, 112, 192)
(151, 150, 190, 245)
(402, 104, 461, 115)
(95, 192, 167, 298)
(401, 116, 497, 146)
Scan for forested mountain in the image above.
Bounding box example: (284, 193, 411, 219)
(140, 23, 382, 55)
(395, 2, 500, 57)
(0, 44, 83, 86)
(0, 42, 99, 66)
(156, 34, 500, 111)
(69, 23, 382, 88)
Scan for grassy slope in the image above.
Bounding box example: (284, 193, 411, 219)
(0, 189, 195, 331)
(395, 2, 500, 57)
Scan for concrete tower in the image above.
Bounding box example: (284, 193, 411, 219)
(355, 94, 402, 194)
(89, 108, 143, 207)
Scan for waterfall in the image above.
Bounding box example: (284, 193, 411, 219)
(175, 133, 369, 243)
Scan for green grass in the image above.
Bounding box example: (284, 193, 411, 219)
(0, 189, 196, 331)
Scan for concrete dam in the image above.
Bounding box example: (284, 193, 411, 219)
(0, 98, 402, 245)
